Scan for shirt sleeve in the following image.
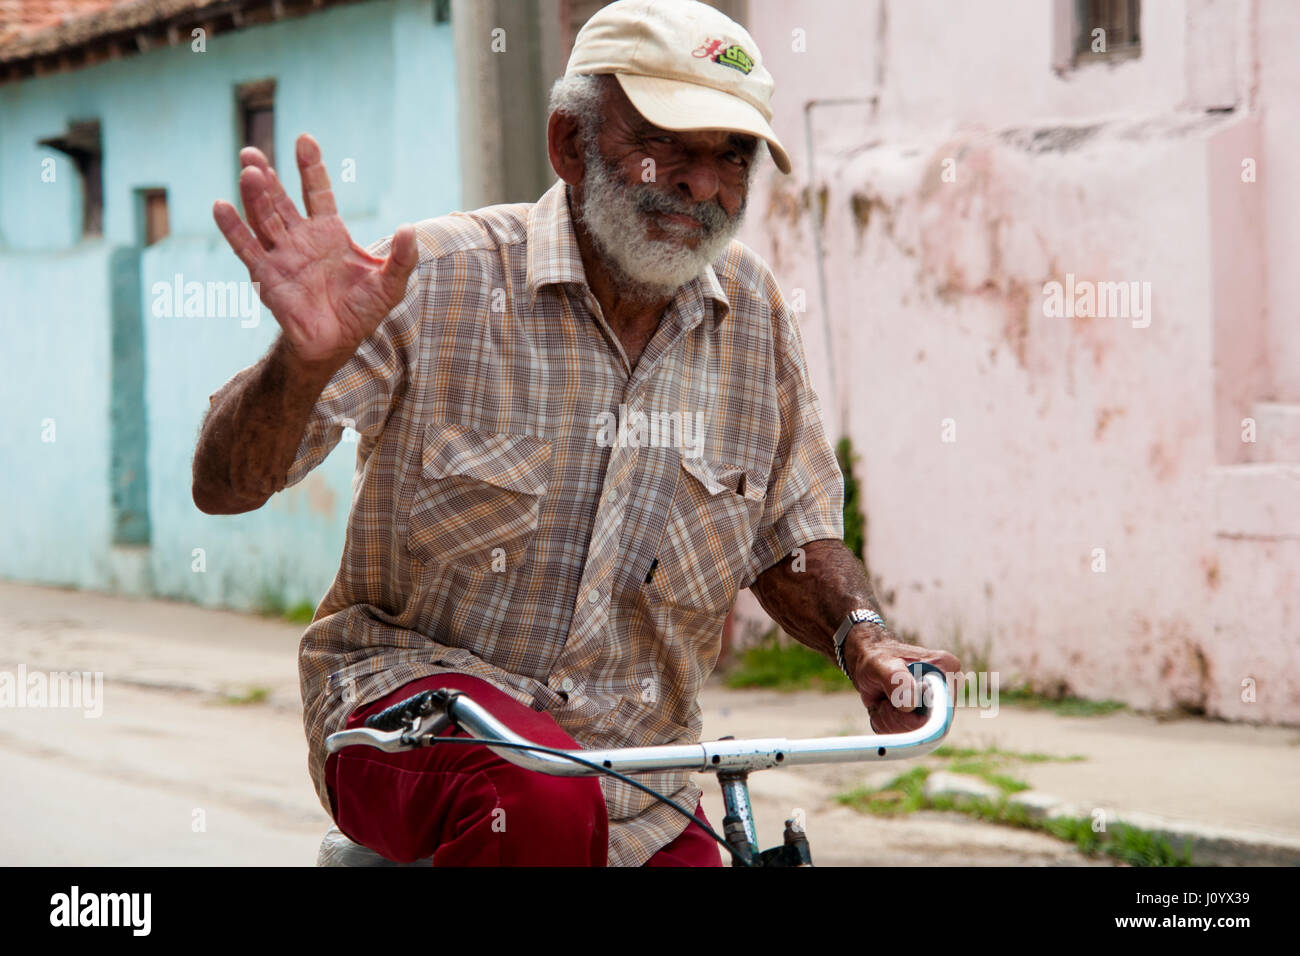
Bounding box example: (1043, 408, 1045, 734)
(208, 233, 425, 491)
(743, 279, 845, 587)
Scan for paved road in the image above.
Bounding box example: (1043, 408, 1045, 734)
(3, 581, 1294, 865)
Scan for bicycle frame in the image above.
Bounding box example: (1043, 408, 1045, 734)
(326, 661, 955, 866)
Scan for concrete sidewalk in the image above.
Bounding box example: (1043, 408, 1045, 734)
(2, 581, 1296, 865)
(697, 685, 1300, 865)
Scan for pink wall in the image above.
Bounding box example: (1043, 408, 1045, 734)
(734, 0, 1299, 724)
(1258, 0, 1300, 399)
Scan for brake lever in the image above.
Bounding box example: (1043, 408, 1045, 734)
(404, 710, 455, 745)
(328, 689, 463, 753)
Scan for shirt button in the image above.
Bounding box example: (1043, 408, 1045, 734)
(560, 677, 575, 693)
(587, 590, 601, 605)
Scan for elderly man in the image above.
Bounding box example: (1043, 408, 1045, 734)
(193, 0, 959, 866)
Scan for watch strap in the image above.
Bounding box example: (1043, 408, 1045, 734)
(833, 608, 886, 677)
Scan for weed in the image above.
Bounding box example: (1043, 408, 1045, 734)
(999, 685, 1127, 716)
(932, 744, 1087, 763)
(222, 685, 270, 706)
(257, 585, 316, 624)
(839, 771, 1194, 865)
(837, 766, 930, 816)
(283, 601, 316, 624)
(835, 437, 866, 562)
(722, 627, 851, 692)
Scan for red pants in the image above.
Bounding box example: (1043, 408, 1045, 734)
(325, 674, 723, 867)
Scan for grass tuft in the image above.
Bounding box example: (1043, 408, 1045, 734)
(838, 765, 1194, 865)
(221, 685, 270, 706)
(932, 744, 1087, 763)
(838, 767, 930, 817)
(998, 685, 1127, 716)
(257, 585, 316, 625)
(282, 601, 316, 624)
(722, 628, 851, 692)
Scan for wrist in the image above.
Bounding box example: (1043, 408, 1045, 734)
(833, 608, 890, 681)
(842, 621, 890, 679)
(271, 334, 348, 384)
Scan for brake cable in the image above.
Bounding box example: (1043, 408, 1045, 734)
(406, 733, 747, 866)
(360, 687, 750, 865)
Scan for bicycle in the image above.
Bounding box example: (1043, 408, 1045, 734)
(317, 660, 954, 867)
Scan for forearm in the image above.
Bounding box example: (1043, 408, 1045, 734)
(191, 335, 342, 514)
(750, 538, 888, 670)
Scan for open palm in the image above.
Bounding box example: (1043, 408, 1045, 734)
(212, 133, 418, 368)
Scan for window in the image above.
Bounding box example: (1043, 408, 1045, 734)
(236, 78, 276, 166)
(39, 119, 102, 237)
(1074, 0, 1141, 64)
(139, 189, 169, 246)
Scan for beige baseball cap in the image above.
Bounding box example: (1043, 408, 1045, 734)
(565, 0, 792, 175)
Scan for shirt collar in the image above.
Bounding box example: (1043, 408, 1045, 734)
(526, 178, 731, 327)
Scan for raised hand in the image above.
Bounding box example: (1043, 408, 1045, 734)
(212, 133, 418, 370)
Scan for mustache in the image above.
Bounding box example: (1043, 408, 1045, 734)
(582, 135, 745, 237)
(629, 183, 739, 236)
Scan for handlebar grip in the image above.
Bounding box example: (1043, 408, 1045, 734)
(363, 689, 441, 732)
(907, 661, 947, 718)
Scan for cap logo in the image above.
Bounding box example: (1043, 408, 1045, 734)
(691, 37, 754, 75)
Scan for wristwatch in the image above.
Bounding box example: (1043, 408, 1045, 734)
(833, 608, 887, 677)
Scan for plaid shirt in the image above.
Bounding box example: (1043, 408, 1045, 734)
(223, 177, 843, 866)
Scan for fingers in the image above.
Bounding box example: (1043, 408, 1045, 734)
(882, 657, 922, 712)
(859, 638, 964, 707)
(929, 650, 963, 674)
(239, 165, 289, 250)
(868, 702, 927, 735)
(378, 224, 419, 304)
(239, 146, 270, 169)
(864, 652, 944, 712)
(212, 200, 265, 272)
(296, 133, 338, 218)
(240, 147, 305, 228)
(852, 642, 919, 712)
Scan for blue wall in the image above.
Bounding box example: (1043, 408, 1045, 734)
(0, 0, 461, 611)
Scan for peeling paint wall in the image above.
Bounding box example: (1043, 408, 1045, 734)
(735, 0, 1299, 724)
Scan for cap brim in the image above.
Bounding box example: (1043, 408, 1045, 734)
(614, 73, 792, 175)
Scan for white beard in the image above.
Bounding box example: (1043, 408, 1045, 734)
(574, 136, 748, 304)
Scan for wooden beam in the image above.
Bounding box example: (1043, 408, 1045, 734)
(0, 0, 368, 76)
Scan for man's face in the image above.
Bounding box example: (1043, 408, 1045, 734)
(573, 78, 757, 302)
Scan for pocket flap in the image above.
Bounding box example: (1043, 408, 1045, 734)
(422, 422, 552, 496)
(680, 456, 763, 503)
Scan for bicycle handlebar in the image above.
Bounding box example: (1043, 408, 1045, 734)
(325, 661, 955, 777)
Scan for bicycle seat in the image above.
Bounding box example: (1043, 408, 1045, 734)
(316, 826, 433, 867)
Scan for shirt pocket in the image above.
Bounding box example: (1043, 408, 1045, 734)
(407, 422, 553, 573)
(648, 456, 765, 615)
